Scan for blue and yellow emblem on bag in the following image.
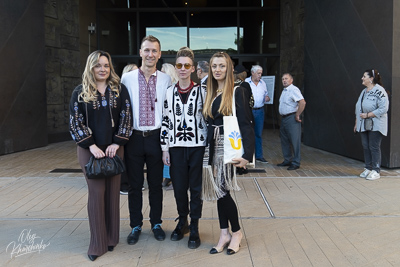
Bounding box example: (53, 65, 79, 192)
(229, 131, 242, 150)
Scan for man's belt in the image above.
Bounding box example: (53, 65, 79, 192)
(133, 128, 160, 137)
(281, 112, 296, 118)
(253, 106, 263, 110)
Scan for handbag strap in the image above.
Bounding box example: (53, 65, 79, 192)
(231, 86, 240, 116)
(360, 90, 366, 113)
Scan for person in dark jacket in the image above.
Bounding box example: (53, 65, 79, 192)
(69, 50, 133, 261)
(203, 52, 255, 255)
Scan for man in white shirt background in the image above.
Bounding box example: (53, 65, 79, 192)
(245, 65, 270, 163)
(277, 73, 306, 170)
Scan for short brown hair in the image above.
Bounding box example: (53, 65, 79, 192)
(141, 35, 161, 51)
(176, 47, 194, 64)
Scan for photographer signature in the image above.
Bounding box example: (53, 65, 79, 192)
(6, 229, 50, 258)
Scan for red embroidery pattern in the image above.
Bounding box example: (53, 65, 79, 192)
(138, 70, 157, 127)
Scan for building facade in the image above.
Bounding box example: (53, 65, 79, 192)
(1, 0, 399, 168)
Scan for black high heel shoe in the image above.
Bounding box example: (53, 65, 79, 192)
(227, 244, 241, 255)
(88, 255, 98, 261)
(209, 240, 230, 254)
(108, 246, 114, 251)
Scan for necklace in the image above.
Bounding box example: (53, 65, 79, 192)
(177, 81, 194, 94)
(216, 88, 223, 93)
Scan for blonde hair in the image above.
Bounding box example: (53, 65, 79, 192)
(161, 63, 179, 84)
(203, 52, 235, 118)
(80, 50, 120, 103)
(122, 63, 138, 75)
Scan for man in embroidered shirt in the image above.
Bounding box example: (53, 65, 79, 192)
(245, 65, 270, 163)
(121, 35, 171, 245)
(277, 73, 306, 171)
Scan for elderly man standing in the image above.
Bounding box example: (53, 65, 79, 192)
(122, 35, 171, 245)
(277, 73, 306, 170)
(196, 60, 209, 87)
(245, 65, 270, 163)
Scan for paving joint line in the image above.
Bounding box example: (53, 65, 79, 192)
(253, 177, 275, 218)
(3, 214, 400, 221)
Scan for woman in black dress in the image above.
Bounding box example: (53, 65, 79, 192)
(203, 52, 254, 255)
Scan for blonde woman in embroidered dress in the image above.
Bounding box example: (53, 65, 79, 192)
(161, 47, 207, 249)
(69, 50, 133, 261)
(203, 52, 254, 255)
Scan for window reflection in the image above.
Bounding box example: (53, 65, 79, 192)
(189, 27, 243, 53)
(146, 27, 187, 54)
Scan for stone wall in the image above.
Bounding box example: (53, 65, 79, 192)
(44, 0, 81, 142)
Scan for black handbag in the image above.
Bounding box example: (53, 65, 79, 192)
(85, 154, 125, 179)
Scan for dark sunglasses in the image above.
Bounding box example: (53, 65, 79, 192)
(176, 63, 192, 70)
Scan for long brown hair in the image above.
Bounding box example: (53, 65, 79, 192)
(203, 52, 235, 118)
(80, 50, 120, 103)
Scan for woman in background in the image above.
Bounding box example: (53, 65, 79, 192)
(354, 69, 389, 180)
(69, 50, 132, 261)
(160, 62, 179, 189)
(161, 63, 179, 84)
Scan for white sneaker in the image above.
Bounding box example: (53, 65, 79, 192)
(366, 170, 380, 180)
(359, 168, 371, 178)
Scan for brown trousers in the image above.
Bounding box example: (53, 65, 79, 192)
(77, 146, 123, 256)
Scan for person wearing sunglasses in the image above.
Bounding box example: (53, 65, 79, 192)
(160, 47, 207, 249)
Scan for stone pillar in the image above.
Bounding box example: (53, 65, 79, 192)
(44, 0, 81, 142)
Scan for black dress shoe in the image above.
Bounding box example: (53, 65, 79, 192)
(277, 161, 291, 167)
(287, 164, 300, 170)
(152, 224, 166, 241)
(88, 255, 98, 261)
(188, 219, 200, 249)
(108, 246, 114, 251)
(171, 218, 188, 241)
(127, 226, 141, 245)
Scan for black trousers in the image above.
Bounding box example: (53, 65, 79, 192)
(125, 130, 163, 228)
(169, 146, 205, 220)
(217, 192, 240, 232)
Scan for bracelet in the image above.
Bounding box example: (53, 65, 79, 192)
(366, 112, 369, 118)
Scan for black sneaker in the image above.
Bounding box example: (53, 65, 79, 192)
(120, 190, 128, 195)
(188, 219, 200, 249)
(171, 217, 189, 241)
(152, 224, 166, 241)
(127, 226, 141, 245)
(256, 158, 268, 163)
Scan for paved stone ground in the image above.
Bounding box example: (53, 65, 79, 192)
(1, 130, 400, 267)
